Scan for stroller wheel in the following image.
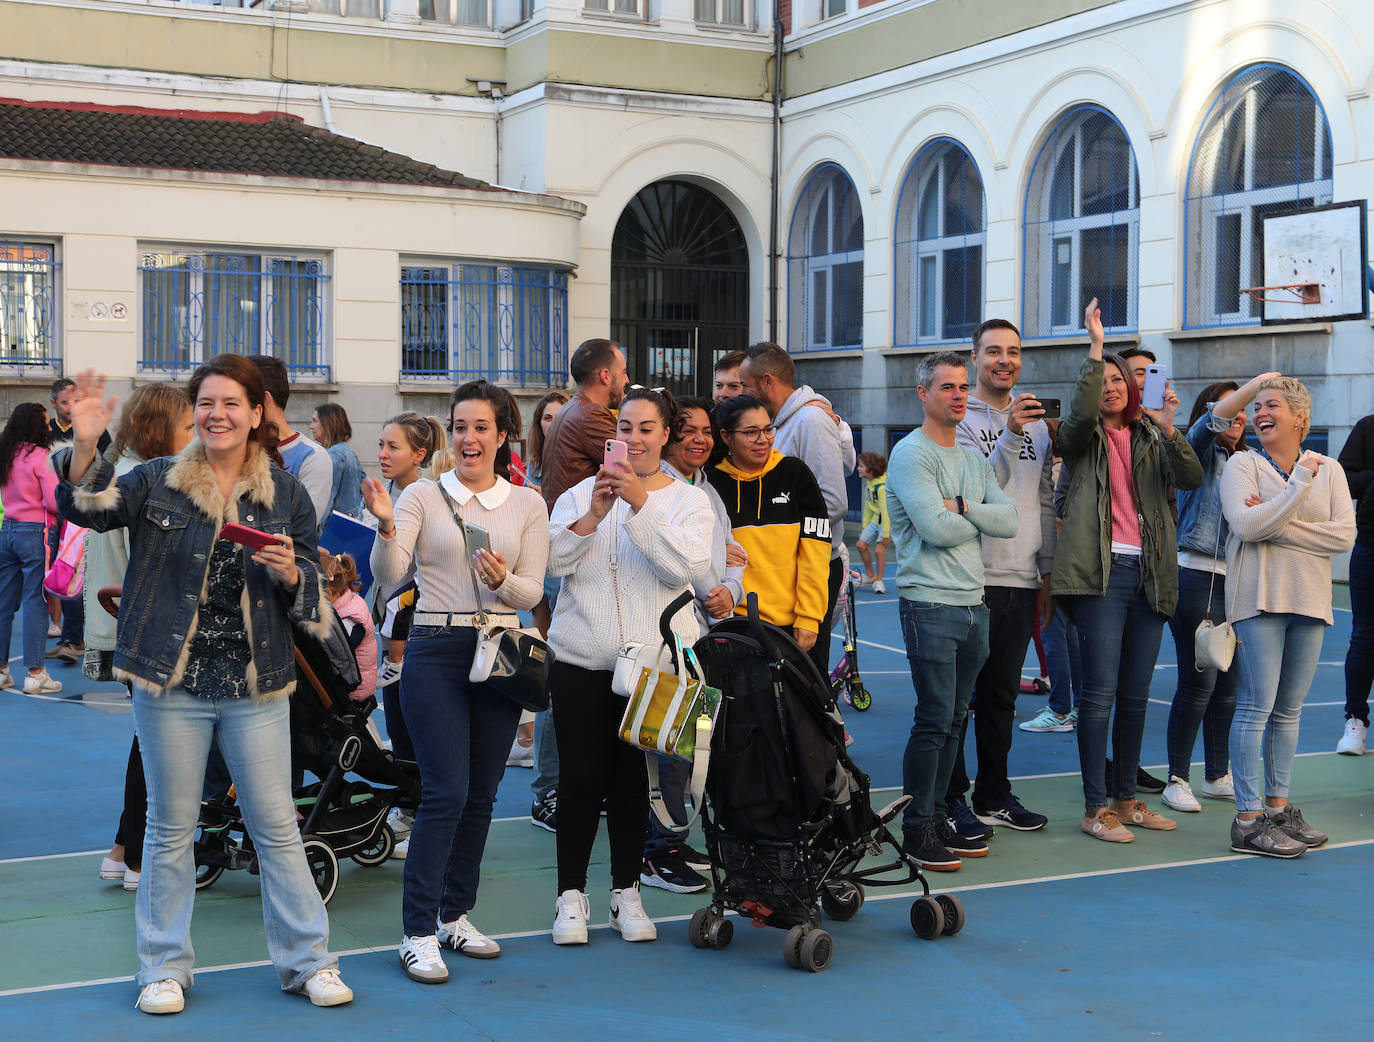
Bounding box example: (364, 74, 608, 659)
(194, 863, 224, 891)
(689, 908, 712, 949)
(910, 895, 945, 940)
(799, 929, 834, 972)
(850, 685, 872, 712)
(935, 893, 965, 936)
(301, 836, 340, 905)
(351, 824, 396, 867)
(706, 917, 733, 950)
(821, 880, 865, 922)
(782, 925, 806, 969)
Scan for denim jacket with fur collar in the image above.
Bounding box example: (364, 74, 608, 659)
(53, 440, 330, 699)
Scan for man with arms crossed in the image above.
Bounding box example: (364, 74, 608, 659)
(888, 352, 1017, 872)
(944, 320, 1055, 843)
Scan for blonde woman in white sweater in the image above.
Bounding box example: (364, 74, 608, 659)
(1220, 376, 1354, 859)
(546, 387, 714, 947)
(366, 382, 549, 984)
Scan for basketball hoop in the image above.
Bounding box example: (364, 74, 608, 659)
(1239, 283, 1321, 306)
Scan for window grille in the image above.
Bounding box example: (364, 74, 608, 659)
(140, 251, 329, 376)
(0, 241, 60, 374)
(1023, 107, 1139, 337)
(894, 138, 985, 347)
(787, 164, 864, 352)
(400, 263, 568, 387)
(1183, 64, 1333, 328)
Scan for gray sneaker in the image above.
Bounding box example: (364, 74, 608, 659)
(1230, 815, 1306, 859)
(1268, 805, 1328, 848)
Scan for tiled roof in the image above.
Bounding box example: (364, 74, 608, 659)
(0, 98, 493, 190)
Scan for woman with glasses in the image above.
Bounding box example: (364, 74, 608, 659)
(707, 394, 831, 658)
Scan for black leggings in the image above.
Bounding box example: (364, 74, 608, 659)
(551, 662, 647, 894)
(115, 735, 147, 871)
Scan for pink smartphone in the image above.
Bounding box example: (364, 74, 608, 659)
(220, 522, 277, 551)
(604, 439, 628, 469)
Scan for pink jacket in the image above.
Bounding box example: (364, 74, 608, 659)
(1, 444, 58, 523)
(333, 589, 378, 703)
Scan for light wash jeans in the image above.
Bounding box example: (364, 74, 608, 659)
(1229, 612, 1326, 813)
(132, 688, 335, 991)
(0, 520, 50, 669)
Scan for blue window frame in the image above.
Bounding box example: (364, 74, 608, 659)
(1183, 64, 1333, 329)
(0, 241, 60, 374)
(894, 138, 985, 348)
(400, 262, 569, 387)
(139, 250, 329, 377)
(1023, 107, 1139, 338)
(787, 164, 864, 353)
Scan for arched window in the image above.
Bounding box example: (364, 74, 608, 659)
(1183, 64, 1333, 328)
(1023, 107, 1139, 336)
(787, 164, 863, 352)
(894, 138, 985, 347)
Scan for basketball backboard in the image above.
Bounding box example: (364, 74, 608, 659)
(1257, 200, 1369, 324)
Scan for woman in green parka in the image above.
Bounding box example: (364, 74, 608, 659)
(1052, 299, 1203, 844)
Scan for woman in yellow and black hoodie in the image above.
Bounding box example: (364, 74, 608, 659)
(708, 395, 831, 667)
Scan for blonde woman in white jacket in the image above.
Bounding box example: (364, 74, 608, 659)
(545, 387, 713, 947)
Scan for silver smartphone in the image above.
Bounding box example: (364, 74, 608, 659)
(463, 521, 491, 556)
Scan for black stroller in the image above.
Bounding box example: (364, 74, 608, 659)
(688, 595, 965, 971)
(192, 608, 422, 904)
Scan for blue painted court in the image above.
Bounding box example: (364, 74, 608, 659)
(2, 570, 1368, 1041)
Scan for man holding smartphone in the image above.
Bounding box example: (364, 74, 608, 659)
(945, 318, 1057, 841)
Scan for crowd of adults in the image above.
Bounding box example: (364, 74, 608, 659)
(0, 311, 1360, 1010)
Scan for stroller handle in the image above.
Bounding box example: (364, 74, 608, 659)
(659, 589, 697, 676)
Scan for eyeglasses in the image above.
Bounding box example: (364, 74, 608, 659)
(628, 384, 668, 395)
(725, 425, 776, 442)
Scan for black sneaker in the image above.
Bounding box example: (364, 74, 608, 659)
(1105, 758, 1168, 795)
(530, 786, 557, 833)
(948, 796, 995, 841)
(937, 815, 988, 858)
(975, 793, 1048, 832)
(677, 842, 710, 871)
(641, 850, 708, 894)
(904, 821, 962, 872)
(1269, 805, 1328, 848)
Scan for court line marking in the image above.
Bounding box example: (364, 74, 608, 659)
(5, 836, 1369, 1000)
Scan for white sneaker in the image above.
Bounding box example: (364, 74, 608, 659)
(1201, 773, 1235, 800)
(399, 934, 449, 983)
(1337, 718, 1368, 756)
(123, 867, 141, 892)
(47, 621, 60, 638)
(23, 669, 62, 694)
(552, 889, 590, 945)
(377, 657, 404, 687)
(872, 579, 886, 595)
(302, 967, 353, 1006)
(387, 806, 414, 844)
(437, 912, 500, 959)
(1161, 776, 1201, 813)
(100, 856, 127, 881)
(0, 666, 12, 689)
(608, 884, 657, 942)
(136, 979, 184, 1014)
(506, 739, 535, 768)
(391, 838, 409, 860)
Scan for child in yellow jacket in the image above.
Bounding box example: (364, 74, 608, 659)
(857, 451, 891, 593)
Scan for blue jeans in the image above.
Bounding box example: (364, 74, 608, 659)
(1071, 557, 1166, 809)
(400, 625, 521, 936)
(899, 599, 990, 832)
(1343, 543, 1374, 725)
(1165, 567, 1237, 782)
(132, 688, 334, 991)
(1230, 612, 1325, 813)
(0, 520, 49, 669)
(1044, 604, 1081, 716)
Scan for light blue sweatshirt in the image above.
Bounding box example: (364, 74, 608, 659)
(886, 428, 1019, 606)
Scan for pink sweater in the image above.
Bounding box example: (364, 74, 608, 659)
(1105, 426, 1141, 548)
(333, 589, 378, 703)
(1, 445, 58, 523)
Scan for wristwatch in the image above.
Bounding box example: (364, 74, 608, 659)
(955, 496, 966, 515)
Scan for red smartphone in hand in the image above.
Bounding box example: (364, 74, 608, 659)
(220, 523, 278, 551)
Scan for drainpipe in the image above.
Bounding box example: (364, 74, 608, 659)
(470, 79, 507, 187)
(768, 3, 784, 344)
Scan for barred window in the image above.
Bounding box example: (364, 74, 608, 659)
(787, 164, 863, 352)
(400, 262, 569, 387)
(139, 250, 329, 377)
(0, 240, 59, 374)
(1183, 64, 1333, 328)
(1023, 108, 1139, 337)
(894, 139, 985, 347)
